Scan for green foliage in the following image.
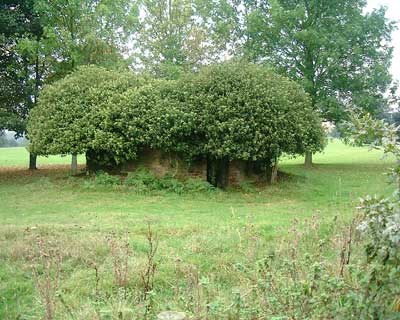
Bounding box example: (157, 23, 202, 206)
(30, 62, 325, 167)
(0, 1, 42, 135)
(238, 181, 256, 193)
(184, 178, 215, 193)
(123, 168, 214, 194)
(116, 79, 205, 160)
(179, 62, 326, 161)
(241, 0, 395, 122)
(344, 113, 400, 318)
(158, 174, 186, 194)
(1, 0, 135, 151)
(33, 0, 135, 78)
(82, 171, 121, 190)
(94, 171, 121, 186)
(131, 0, 217, 79)
(28, 65, 147, 161)
(123, 167, 159, 191)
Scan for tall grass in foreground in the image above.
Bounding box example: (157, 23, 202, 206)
(1, 212, 389, 319)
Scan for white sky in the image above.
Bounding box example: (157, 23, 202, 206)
(367, 0, 400, 83)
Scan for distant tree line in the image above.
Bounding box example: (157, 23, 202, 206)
(0, 0, 397, 168)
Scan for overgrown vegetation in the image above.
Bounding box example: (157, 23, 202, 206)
(1, 0, 398, 317)
(85, 168, 215, 194)
(0, 140, 398, 319)
(3, 207, 399, 319)
(28, 63, 325, 187)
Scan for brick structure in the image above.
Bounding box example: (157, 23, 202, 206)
(228, 160, 277, 186)
(90, 148, 277, 187)
(122, 148, 207, 180)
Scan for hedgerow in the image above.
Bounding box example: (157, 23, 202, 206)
(28, 62, 325, 179)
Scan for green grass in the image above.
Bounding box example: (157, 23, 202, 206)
(0, 147, 85, 167)
(0, 140, 395, 319)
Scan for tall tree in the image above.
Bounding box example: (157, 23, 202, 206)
(133, 0, 250, 79)
(241, 0, 395, 165)
(132, 0, 225, 79)
(0, 0, 43, 168)
(34, 0, 135, 79)
(1, 0, 135, 169)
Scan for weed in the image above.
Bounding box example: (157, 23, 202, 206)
(238, 181, 255, 193)
(94, 171, 121, 186)
(140, 223, 159, 302)
(185, 178, 215, 193)
(107, 235, 133, 299)
(30, 237, 62, 320)
(124, 167, 159, 190)
(124, 168, 215, 194)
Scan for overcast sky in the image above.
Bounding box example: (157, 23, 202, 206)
(367, 0, 400, 83)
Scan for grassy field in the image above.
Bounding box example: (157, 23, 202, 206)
(0, 147, 86, 167)
(0, 140, 395, 319)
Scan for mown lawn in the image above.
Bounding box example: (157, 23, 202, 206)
(0, 147, 86, 167)
(0, 140, 395, 319)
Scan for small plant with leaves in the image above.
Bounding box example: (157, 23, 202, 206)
(94, 171, 121, 186)
(345, 112, 400, 317)
(124, 167, 159, 191)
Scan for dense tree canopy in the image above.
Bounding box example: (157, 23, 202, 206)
(180, 63, 325, 161)
(34, 0, 135, 79)
(1, 0, 136, 168)
(115, 79, 204, 159)
(28, 66, 146, 165)
(0, 0, 42, 135)
(241, 0, 394, 122)
(28, 63, 325, 176)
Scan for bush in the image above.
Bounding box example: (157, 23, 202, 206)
(123, 169, 215, 194)
(82, 171, 121, 190)
(159, 174, 185, 194)
(124, 168, 159, 191)
(344, 113, 400, 318)
(177, 62, 326, 161)
(94, 171, 121, 186)
(185, 178, 215, 193)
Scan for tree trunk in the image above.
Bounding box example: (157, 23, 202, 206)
(305, 151, 313, 167)
(29, 153, 37, 170)
(27, 40, 41, 173)
(207, 157, 229, 188)
(71, 154, 78, 175)
(265, 157, 278, 184)
(217, 158, 229, 188)
(271, 161, 278, 184)
(85, 149, 120, 173)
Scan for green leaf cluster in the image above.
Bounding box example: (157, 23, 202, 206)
(28, 62, 325, 165)
(28, 65, 147, 161)
(241, 0, 395, 122)
(180, 62, 325, 161)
